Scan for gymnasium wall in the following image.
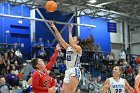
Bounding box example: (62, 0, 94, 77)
(79, 16, 111, 52)
(35, 8, 75, 46)
(0, 3, 30, 58)
(130, 27, 140, 55)
(110, 21, 124, 59)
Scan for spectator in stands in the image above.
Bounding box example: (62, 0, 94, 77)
(3, 44, 9, 53)
(37, 38, 44, 47)
(11, 65, 19, 75)
(58, 60, 66, 74)
(37, 47, 46, 60)
(119, 49, 126, 61)
(6, 70, 19, 87)
(13, 43, 18, 51)
(31, 38, 37, 58)
(6, 66, 11, 75)
(45, 39, 51, 48)
(14, 60, 19, 71)
(0, 77, 12, 93)
(8, 48, 15, 58)
(107, 52, 115, 61)
(15, 49, 22, 58)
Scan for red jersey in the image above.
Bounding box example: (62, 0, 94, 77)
(32, 50, 58, 93)
(134, 75, 140, 93)
(134, 84, 140, 93)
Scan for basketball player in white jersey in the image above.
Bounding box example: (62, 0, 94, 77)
(102, 66, 134, 93)
(50, 22, 82, 93)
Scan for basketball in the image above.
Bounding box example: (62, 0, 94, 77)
(45, 1, 57, 12)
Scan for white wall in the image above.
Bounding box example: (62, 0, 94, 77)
(110, 22, 123, 43)
(110, 21, 124, 59)
(130, 28, 140, 55)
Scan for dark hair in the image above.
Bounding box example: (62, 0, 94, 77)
(75, 36, 81, 46)
(31, 58, 39, 69)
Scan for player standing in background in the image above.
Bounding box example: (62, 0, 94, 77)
(102, 66, 134, 93)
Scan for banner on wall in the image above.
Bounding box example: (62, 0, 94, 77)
(107, 22, 117, 33)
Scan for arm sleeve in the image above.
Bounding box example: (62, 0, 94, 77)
(51, 78, 56, 87)
(46, 50, 59, 70)
(32, 71, 48, 92)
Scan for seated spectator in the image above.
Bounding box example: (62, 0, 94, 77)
(37, 38, 44, 47)
(31, 38, 37, 48)
(0, 77, 12, 93)
(14, 61, 19, 71)
(37, 47, 46, 59)
(119, 49, 126, 60)
(45, 39, 51, 48)
(126, 65, 133, 75)
(11, 65, 19, 75)
(6, 71, 19, 87)
(15, 49, 22, 58)
(58, 60, 66, 74)
(107, 52, 115, 61)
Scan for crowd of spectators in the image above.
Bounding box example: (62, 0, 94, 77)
(0, 40, 140, 93)
(0, 43, 26, 92)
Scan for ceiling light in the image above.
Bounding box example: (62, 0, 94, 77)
(89, 0, 97, 3)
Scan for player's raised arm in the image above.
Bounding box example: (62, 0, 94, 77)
(46, 44, 61, 70)
(50, 21, 69, 49)
(68, 25, 82, 55)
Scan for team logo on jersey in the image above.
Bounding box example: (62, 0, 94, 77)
(43, 79, 51, 88)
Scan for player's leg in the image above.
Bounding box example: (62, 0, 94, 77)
(61, 70, 70, 93)
(61, 83, 69, 93)
(68, 76, 79, 93)
(68, 68, 81, 93)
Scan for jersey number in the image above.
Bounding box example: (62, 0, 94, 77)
(66, 55, 71, 61)
(116, 89, 122, 93)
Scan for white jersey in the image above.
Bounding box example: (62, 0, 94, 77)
(66, 46, 81, 68)
(109, 77, 125, 93)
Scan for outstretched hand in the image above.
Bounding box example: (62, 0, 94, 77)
(56, 43, 61, 51)
(49, 21, 55, 28)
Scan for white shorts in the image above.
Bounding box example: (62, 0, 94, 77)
(63, 67, 81, 83)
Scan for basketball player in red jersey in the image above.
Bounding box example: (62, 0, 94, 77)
(32, 44, 61, 93)
(134, 64, 140, 93)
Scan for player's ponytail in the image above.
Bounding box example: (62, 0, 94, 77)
(76, 36, 81, 46)
(119, 66, 123, 75)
